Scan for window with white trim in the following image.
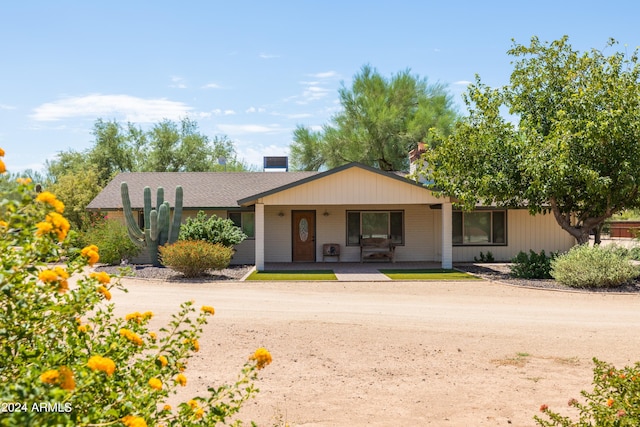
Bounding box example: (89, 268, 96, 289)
(453, 210, 506, 245)
(228, 211, 255, 238)
(346, 211, 404, 245)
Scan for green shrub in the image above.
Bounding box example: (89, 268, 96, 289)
(0, 150, 270, 427)
(474, 251, 495, 263)
(78, 218, 141, 265)
(160, 240, 234, 277)
(550, 245, 639, 288)
(511, 250, 556, 279)
(535, 358, 640, 426)
(179, 211, 247, 247)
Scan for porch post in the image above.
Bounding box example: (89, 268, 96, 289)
(255, 202, 265, 271)
(441, 202, 453, 269)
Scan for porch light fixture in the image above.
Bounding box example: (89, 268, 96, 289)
(323, 210, 330, 217)
(278, 211, 285, 217)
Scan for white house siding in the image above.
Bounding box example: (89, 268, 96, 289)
(451, 209, 575, 262)
(259, 167, 442, 206)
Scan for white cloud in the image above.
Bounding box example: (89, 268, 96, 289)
(246, 106, 266, 113)
(297, 85, 331, 104)
(205, 109, 236, 117)
(217, 124, 286, 134)
(0, 104, 16, 110)
(202, 83, 222, 89)
(453, 80, 473, 86)
(259, 52, 280, 59)
(308, 71, 339, 79)
(31, 94, 193, 122)
(169, 76, 187, 89)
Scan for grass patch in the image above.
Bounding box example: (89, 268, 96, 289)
(379, 269, 482, 281)
(245, 270, 337, 281)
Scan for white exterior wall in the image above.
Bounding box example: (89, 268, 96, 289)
(451, 210, 575, 262)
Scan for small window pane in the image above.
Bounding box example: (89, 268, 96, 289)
(492, 211, 505, 243)
(243, 212, 255, 238)
(464, 212, 491, 243)
(347, 212, 360, 245)
(228, 212, 241, 228)
(452, 212, 463, 244)
(362, 212, 388, 238)
(390, 212, 403, 244)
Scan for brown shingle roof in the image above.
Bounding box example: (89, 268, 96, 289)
(86, 171, 319, 210)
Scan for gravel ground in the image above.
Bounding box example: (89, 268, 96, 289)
(456, 263, 640, 293)
(94, 264, 253, 282)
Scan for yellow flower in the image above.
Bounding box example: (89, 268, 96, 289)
(58, 279, 69, 293)
(187, 399, 199, 409)
(16, 177, 31, 185)
(184, 338, 200, 352)
(36, 191, 65, 213)
(201, 305, 215, 315)
(53, 266, 69, 279)
(119, 328, 143, 346)
(77, 325, 89, 333)
(58, 366, 75, 391)
(149, 332, 157, 341)
(87, 355, 116, 376)
(81, 245, 100, 265)
(97, 285, 112, 301)
(40, 367, 74, 390)
(40, 369, 59, 384)
(158, 355, 168, 367)
(148, 378, 162, 390)
(249, 347, 273, 370)
(175, 373, 187, 386)
(90, 271, 111, 284)
(35, 221, 53, 236)
(195, 408, 204, 419)
(38, 269, 58, 283)
(0, 220, 8, 228)
(163, 404, 171, 411)
(0, 159, 5, 174)
(0, 147, 4, 156)
(121, 415, 147, 427)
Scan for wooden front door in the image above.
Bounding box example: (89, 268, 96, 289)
(292, 210, 316, 262)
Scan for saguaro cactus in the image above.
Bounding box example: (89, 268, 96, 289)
(121, 182, 183, 266)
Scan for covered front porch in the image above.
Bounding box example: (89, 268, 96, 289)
(237, 163, 454, 271)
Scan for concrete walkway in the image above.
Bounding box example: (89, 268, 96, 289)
(264, 261, 444, 281)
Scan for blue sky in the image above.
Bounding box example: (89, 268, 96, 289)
(2, 1, 639, 173)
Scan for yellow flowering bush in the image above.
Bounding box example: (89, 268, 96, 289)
(0, 149, 272, 426)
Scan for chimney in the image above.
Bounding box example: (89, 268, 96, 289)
(409, 142, 426, 175)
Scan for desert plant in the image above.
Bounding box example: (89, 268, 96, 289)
(535, 358, 640, 426)
(179, 210, 247, 247)
(0, 148, 271, 426)
(551, 244, 639, 288)
(474, 251, 495, 263)
(160, 240, 234, 277)
(121, 182, 183, 266)
(511, 250, 556, 279)
(78, 217, 141, 265)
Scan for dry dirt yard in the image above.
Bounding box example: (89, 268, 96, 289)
(109, 277, 640, 427)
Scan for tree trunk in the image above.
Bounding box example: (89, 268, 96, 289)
(593, 224, 603, 245)
(548, 197, 594, 245)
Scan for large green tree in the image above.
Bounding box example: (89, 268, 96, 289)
(423, 36, 640, 244)
(290, 65, 458, 171)
(43, 118, 248, 230)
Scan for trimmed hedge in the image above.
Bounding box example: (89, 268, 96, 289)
(159, 240, 234, 278)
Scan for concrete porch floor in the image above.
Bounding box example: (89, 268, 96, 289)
(263, 261, 445, 281)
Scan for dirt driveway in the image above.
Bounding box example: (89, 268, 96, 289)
(110, 278, 640, 426)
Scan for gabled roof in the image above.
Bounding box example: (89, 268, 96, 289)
(237, 162, 427, 206)
(86, 171, 318, 210)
